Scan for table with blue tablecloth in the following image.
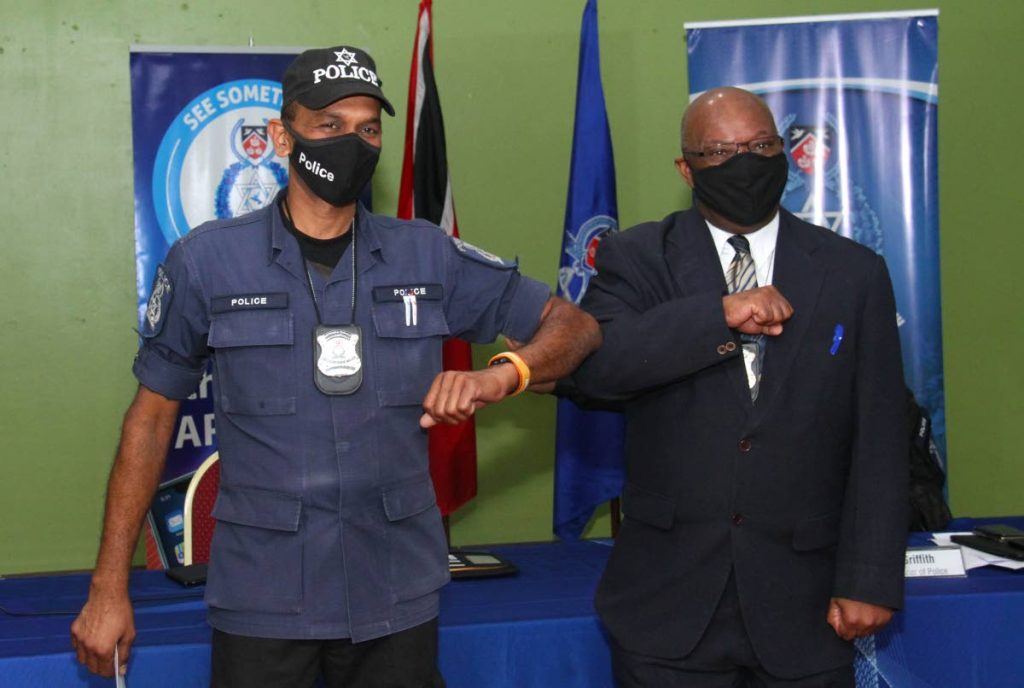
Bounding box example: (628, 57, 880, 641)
(2, 519, 1023, 687)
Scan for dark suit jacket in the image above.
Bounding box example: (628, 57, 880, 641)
(571, 207, 908, 678)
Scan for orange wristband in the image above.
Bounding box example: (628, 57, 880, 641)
(487, 351, 531, 396)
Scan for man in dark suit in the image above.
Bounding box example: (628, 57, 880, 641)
(569, 87, 909, 686)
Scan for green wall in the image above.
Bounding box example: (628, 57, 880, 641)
(1, 0, 1021, 574)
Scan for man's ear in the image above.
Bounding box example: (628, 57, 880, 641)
(675, 156, 695, 189)
(268, 119, 292, 157)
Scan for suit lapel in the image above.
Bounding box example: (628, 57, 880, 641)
(663, 210, 725, 296)
(664, 210, 755, 410)
(751, 213, 825, 426)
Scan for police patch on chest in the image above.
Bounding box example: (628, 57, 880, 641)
(313, 324, 363, 395)
(143, 265, 173, 337)
(211, 293, 289, 313)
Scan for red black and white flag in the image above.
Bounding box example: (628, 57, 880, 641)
(398, 0, 477, 516)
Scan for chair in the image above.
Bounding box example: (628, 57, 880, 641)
(182, 452, 221, 566)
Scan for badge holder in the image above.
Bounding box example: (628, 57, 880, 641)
(313, 324, 363, 395)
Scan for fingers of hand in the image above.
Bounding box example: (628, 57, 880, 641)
(71, 629, 90, 670)
(421, 373, 443, 414)
(831, 599, 892, 639)
(422, 372, 481, 426)
(826, 600, 845, 636)
(750, 292, 789, 326)
(442, 375, 473, 423)
(71, 599, 136, 678)
(117, 637, 132, 675)
(827, 599, 858, 641)
(84, 639, 115, 677)
(431, 374, 455, 421)
(70, 621, 113, 677)
(735, 316, 783, 336)
(422, 372, 455, 425)
(745, 286, 790, 327)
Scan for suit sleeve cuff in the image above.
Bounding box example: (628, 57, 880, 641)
(833, 561, 906, 610)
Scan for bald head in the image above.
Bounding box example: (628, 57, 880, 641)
(680, 87, 777, 153)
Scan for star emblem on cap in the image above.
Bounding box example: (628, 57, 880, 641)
(334, 48, 358, 66)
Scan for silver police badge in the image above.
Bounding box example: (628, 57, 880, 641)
(317, 329, 361, 376)
(313, 324, 363, 395)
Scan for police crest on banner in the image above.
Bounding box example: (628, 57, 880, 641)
(152, 78, 289, 247)
(777, 113, 882, 253)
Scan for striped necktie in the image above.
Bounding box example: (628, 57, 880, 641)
(727, 235, 764, 401)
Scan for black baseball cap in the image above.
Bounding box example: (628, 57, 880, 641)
(282, 45, 395, 116)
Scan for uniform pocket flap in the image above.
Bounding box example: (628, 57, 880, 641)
(622, 482, 676, 530)
(372, 302, 450, 339)
(209, 311, 294, 348)
(212, 485, 302, 532)
(382, 475, 437, 522)
(792, 512, 841, 551)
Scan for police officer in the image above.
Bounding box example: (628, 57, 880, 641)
(71, 45, 601, 687)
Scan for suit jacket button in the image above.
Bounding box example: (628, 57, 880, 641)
(725, 341, 737, 352)
(732, 512, 744, 526)
(738, 439, 752, 452)
(717, 344, 728, 355)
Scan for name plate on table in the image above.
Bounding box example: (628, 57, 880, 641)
(905, 546, 967, 578)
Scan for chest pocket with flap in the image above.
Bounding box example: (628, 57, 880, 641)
(371, 285, 450, 406)
(208, 310, 296, 413)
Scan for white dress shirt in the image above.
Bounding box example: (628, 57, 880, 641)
(706, 212, 780, 288)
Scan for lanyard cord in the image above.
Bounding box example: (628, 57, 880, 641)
(282, 197, 357, 325)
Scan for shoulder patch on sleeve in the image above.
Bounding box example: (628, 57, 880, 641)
(450, 237, 516, 269)
(142, 264, 173, 337)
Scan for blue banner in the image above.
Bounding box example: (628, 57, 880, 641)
(686, 12, 945, 459)
(130, 48, 297, 564)
(553, 0, 625, 541)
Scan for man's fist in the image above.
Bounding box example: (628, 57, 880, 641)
(722, 286, 794, 335)
(827, 597, 894, 640)
(419, 365, 519, 428)
(70, 589, 135, 677)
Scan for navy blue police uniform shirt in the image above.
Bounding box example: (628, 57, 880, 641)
(134, 193, 550, 641)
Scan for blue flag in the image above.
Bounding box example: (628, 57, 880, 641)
(553, 0, 624, 541)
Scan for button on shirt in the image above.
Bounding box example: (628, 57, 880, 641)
(133, 195, 551, 641)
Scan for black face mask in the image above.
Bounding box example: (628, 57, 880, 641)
(691, 152, 789, 227)
(284, 122, 380, 207)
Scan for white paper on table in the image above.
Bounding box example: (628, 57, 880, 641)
(931, 532, 1024, 570)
